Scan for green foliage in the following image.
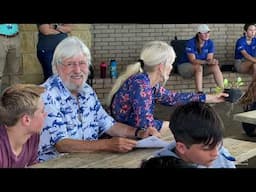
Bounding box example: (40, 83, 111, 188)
(215, 77, 244, 93)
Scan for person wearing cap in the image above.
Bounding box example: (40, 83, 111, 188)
(234, 23, 256, 80)
(177, 24, 224, 93)
(0, 24, 21, 91)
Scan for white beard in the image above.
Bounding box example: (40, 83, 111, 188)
(65, 81, 86, 92)
(64, 73, 88, 92)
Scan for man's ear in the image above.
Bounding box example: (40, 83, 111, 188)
(176, 141, 187, 155)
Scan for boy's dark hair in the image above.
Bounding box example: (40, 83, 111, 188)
(141, 156, 196, 168)
(169, 102, 223, 149)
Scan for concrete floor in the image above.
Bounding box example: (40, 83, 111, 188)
(154, 102, 256, 168)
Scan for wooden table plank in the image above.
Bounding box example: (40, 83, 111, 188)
(31, 134, 173, 168)
(233, 110, 256, 125)
(79, 148, 157, 168)
(32, 152, 121, 168)
(224, 138, 256, 164)
(31, 133, 256, 168)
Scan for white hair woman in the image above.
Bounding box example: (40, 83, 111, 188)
(107, 40, 228, 135)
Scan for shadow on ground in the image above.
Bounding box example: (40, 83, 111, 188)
(154, 102, 256, 168)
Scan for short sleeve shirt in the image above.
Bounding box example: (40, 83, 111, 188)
(38, 75, 115, 162)
(0, 125, 39, 168)
(235, 36, 256, 59)
(179, 37, 215, 64)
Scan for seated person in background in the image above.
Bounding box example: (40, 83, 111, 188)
(153, 102, 236, 168)
(141, 155, 196, 168)
(107, 40, 228, 136)
(177, 24, 224, 93)
(38, 36, 159, 162)
(0, 84, 46, 168)
(234, 23, 256, 80)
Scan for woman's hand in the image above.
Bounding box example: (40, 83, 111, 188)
(206, 92, 229, 103)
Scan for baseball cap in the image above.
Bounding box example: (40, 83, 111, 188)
(197, 24, 210, 33)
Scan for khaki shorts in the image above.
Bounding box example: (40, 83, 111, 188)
(177, 62, 211, 78)
(234, 59, 245, 73)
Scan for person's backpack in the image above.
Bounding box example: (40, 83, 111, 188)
(87, 65, 94, 86)
(170, 38, 187, 74)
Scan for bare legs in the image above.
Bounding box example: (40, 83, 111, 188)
(194, 63, 223, 92)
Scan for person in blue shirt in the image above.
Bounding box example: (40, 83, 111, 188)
(177, 24, 224, 93)
(37, 24, 73, 82)
(0, 24, 20, 91)
(107, 41, 228, 136)
(38, 36, 159, 162)
(234, 23, 256, 80)
(153, 101, 236, 168)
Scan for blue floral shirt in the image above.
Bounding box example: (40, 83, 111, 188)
(111, 73, 205, 131)
(38, 75, 115, 162)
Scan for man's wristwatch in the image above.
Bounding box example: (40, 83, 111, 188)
(135, 128, 142, 139)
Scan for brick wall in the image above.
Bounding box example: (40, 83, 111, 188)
(91, 24, 243, 77)
(5, 23, 252, 105)
(2, 24, 92, 90)
(10, 23, 245, 86)
(90, 23, 251, 104)
(92, 72, 251, 104)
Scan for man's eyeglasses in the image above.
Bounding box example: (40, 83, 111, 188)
(62, 61, 87, 69)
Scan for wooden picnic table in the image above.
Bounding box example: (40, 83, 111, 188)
(30, 128, 256, 168)
(233, 110, 256, 125)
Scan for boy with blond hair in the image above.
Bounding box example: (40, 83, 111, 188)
(0, 84, 46, 168)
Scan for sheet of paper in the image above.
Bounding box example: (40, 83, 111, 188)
(135, 136, 169, 148)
